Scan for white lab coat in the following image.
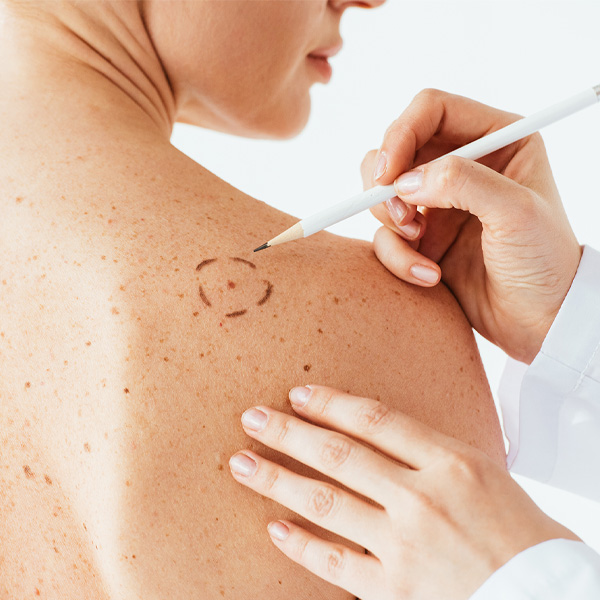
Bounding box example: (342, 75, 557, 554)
(471, 245, 600, 599)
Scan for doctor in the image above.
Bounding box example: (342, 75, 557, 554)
(229, 89, 600, 598)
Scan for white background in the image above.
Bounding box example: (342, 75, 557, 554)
(171, 1, 600, 552)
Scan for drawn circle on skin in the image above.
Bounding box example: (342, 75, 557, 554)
(195, 257, 273, 318)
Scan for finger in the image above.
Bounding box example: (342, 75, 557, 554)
(363, 152, 420, 235)
(240, 406, 405, 507)
(393, 155, 533, 225)
(373, 226, 440, 287)
(288, 385, 457, 470)
(373, 88, 521, 185)
(229, 450, 386, 550)
(267, 520, 383, 600)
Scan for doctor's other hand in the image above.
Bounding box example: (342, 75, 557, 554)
(230, 385, 579, 600)
(362, 89, 582, 364)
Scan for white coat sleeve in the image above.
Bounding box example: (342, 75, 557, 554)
(499, 244, 600, 501)
(470, 539, 600, 600)
(472, 245, 600, 599)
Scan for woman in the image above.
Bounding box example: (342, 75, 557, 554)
(0, 2, 505, 599)
(230, 90, 600, 598)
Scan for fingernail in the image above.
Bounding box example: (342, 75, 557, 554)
(385, 197, 408, 226)
(268, 521, 290, 541)
(395, 170, 423, 195)
(373, 151, 387, 180)
(289, 386, 311, 407)
(410, 264, 439, 284)
(242, 408, 268, 432)
(229, 453, 257, 477)
(399, 220, 421, 239)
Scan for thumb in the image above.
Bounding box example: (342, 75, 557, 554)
(394, 155, 533, 224)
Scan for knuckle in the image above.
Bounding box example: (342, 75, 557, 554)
(437, 155, 470, 196)
(307, 485, 339, 519)
(319, 436, 352, 470)
(325, 547, 346, 579)
(275, 417, 294, 445)
(261, 465, 281, 494)
(355, 401, 394, 434)
(445, 448, 486, 483)
(416, 87, 443, 104)
(310, 387, 336, 419)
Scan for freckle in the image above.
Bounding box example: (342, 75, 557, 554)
(236, 355, 241, 361)
(44, 474, 53, 485)
(64, 360, 68, 366)
(227, 280, 236, 289)
(85, 341, 91, 346)
(23, 465, 35, 479)
(112, 206, 116, 210)
(279, 337, 285, 342)
(54, 547, 59, 553)
(178, 293, 184, 299)
(200, 353, 204, 358)
(35, 588, 40, 596)
(193, 311, 199, 317)
(163, 356, 169, 362)
(16, 196, 23, 203)
(84, 443, 91, 452)
(124, 388, 130, 394)
(101, 256, 106, 260)
(333, 297, 339, 304)
(83, 523, 87, 531)
(303, 364, 311, 372)
(126, 480, 131, 486)
(111, 306, 119, 315)
(217, 464, 224, 471)
(317, 328, 323, 334)
(119, 285, 125, 291)
(25, 381, 31, 389)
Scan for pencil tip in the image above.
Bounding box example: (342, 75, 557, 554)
(253, 242, 270, 253)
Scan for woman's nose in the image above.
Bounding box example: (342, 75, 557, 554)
(329, 0, 387, 11)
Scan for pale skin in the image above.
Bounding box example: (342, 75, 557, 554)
(1, 2, 511, 599)
(230, 92, 582, 598)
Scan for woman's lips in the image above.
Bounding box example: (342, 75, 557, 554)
(307, 41, 342, 83)
(306, 55, 333, 83)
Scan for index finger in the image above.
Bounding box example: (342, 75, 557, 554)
(288, 385, 460, 470)
(374, 88, 522, 185)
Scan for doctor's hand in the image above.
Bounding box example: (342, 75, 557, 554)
(229, 385, 579, 600)
(362, 89, 582, 364)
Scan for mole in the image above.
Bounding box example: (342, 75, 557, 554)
(303, 364, 311, 372)
(44, 474, 53, 485)
(227, 280, 236, 289)
(23, 465, 35, 479)
(83, 443, 91, 453)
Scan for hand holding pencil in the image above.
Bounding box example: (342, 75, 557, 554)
(364, 88, 582, 364)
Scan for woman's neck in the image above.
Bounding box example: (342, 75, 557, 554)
(0, 1, 176, 141)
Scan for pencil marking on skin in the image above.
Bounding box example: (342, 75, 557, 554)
(198, 285, 212, 307)
(257, 281, 273, 306)
(225, 310, 247, 318)
(196, 259, 217, 272)
(230, 257, 256, 269)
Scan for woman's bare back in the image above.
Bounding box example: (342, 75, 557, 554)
(0, 132, 505, 600)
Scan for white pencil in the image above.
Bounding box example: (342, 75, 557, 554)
(254, 84, 600, 252)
